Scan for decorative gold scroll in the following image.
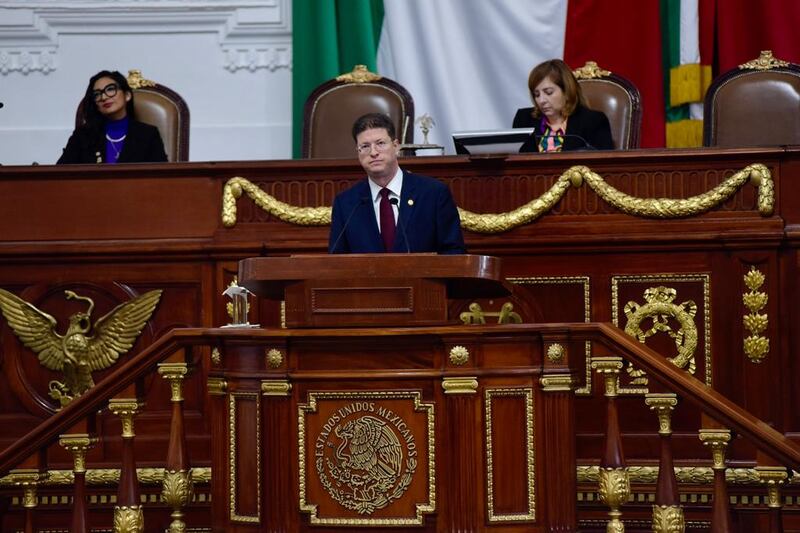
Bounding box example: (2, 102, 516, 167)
(739, 50, 790, 71)
(221, 164, 773, 233)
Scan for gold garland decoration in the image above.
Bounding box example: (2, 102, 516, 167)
(221, 164, 773, 233)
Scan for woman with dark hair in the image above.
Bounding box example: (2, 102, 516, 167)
(514, 59, 613, 152)
(57, 70, 167, 164)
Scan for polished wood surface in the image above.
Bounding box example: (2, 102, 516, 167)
(2, 148, 800, 529)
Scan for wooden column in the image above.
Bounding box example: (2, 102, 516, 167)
(698, 429, 732, 533)
(645, 393, 684, 533)
(59, 434, 97, 533)
(591, 357, 629, 533)
(539, 372, 577, 531)
(441, 376, 480, 532)
(108, 398, 144, 532)
(159, 362, 193, 533)
(262, 377, 294, 532)
(756, 466, 788, 533)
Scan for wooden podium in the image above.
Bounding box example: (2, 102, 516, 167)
(238, 254, 509, 328)
(210, 254, 576, 531)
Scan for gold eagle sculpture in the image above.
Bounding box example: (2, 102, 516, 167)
(0, 288, 162, 406)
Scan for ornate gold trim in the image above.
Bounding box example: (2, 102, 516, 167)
(221, 164, 773, 231)
(158, 363, 189, 402)
(546, 343, 565, 363)
(0, 467, 210, 487)
(598, 467, 630, 532)
(58, 434, 97, 473)
(652, 504, 685, 533)
(612, 273, 711, 394)
(222, 177, 331, 227)
(573, 61, 612, 79)
(459, 302, 521, 324)
(126, 69, 157, 89)
(448, 345, 469, 366)
(698, 429, 731, 470)
(207, 377, 227, 396)
(591, 357, 623, 397)
(739, 50, 790, 70)
(743, 266, 769, 363)
(108, 398, 142, 438)
(6, 469, 47, 509)
(485, 388, 535, 522)
(336, 64, 382, 83)
(539, 374, 574, 392)
(442, 376, 478, 394)
(644, 393, 678, 436)
(298, 390, 436, 526)
(508, 276, 592, 394)
(577, 465, 774, 485)
(229, 392, 261, 522)
(162, 469, 193, 533)
(261, 379, 291, 397)
(756, 466, 788, 508)
(113, 504, 144, 533)
(266, 348, 283, 368)
(211, 347, 221, 365)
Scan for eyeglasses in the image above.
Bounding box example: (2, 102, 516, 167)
(92, 83, 119, 102)
(356, 139, 394, 154)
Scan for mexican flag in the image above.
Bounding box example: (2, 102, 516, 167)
(292, 0, 798, 157)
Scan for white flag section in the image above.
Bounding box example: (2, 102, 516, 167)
(377, 0, 567, 154)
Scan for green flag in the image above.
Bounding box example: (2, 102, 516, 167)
(291, 0, 384, 158)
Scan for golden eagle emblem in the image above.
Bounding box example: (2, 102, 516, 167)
(0, 288, 162, 406)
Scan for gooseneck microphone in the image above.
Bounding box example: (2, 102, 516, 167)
(389, 197, 411, 253)
(535, 133, 597, 150)
(329, 196, 368, 253)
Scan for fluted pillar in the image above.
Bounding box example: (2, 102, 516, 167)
(59, 434, 97, 533)
(109, 398, 144, 532)
(699, 429, 732, 533)
(591, 357, 629, 533)
(645, 393, 684, 533)
(756, 466, 788, 533)
(159, 363, 193, 533)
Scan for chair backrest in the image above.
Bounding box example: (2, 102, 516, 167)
(302, 65, 414, 159)
(573, 61, 642, 149)
(76, 69, 190, 162)
(703, 51, 800, 148)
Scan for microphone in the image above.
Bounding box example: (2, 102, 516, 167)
(329, 196, 368, 253)
(0, 102, 4, 109)
(534, 133, 597, 150)
(389, 197, 411, 253)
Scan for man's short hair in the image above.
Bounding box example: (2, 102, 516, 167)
(352, 113, 397, 141)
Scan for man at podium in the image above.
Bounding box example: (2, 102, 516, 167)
(328, 113, 466, 254)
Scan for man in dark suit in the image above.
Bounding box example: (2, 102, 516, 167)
(329, 113, 465, 254)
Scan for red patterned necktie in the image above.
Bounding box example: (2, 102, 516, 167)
(379, 188, 396, 252)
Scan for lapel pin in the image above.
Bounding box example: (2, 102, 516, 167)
(407, 199, 414, 206)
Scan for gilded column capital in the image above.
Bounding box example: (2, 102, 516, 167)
(698, 429, 731, 470)
(108, 398, 143, 438)
(756, 466, 788, 508)
(158, 362, 189, 401)
(261, 379, 292, 396)
(6, 469, 48, 509)
(644, 393, 678, 435)
(58, 434, 97, 473)
(591, 356, 623, 397)
(207, 377, 228, 396)
(539, 373, 574, 392)
(442, 376, 478, 394)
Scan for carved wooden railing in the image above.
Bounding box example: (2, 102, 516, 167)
(584, 322, 800, 532)
(1, 324, 798, 532)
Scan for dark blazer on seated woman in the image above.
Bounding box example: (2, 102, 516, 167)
(514, 104, 614, 152)
(57, 120, 168, 164)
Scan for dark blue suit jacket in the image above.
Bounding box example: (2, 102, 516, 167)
(329, 171, 466, 254)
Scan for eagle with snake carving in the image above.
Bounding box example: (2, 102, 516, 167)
(0, 288, 162, 405)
